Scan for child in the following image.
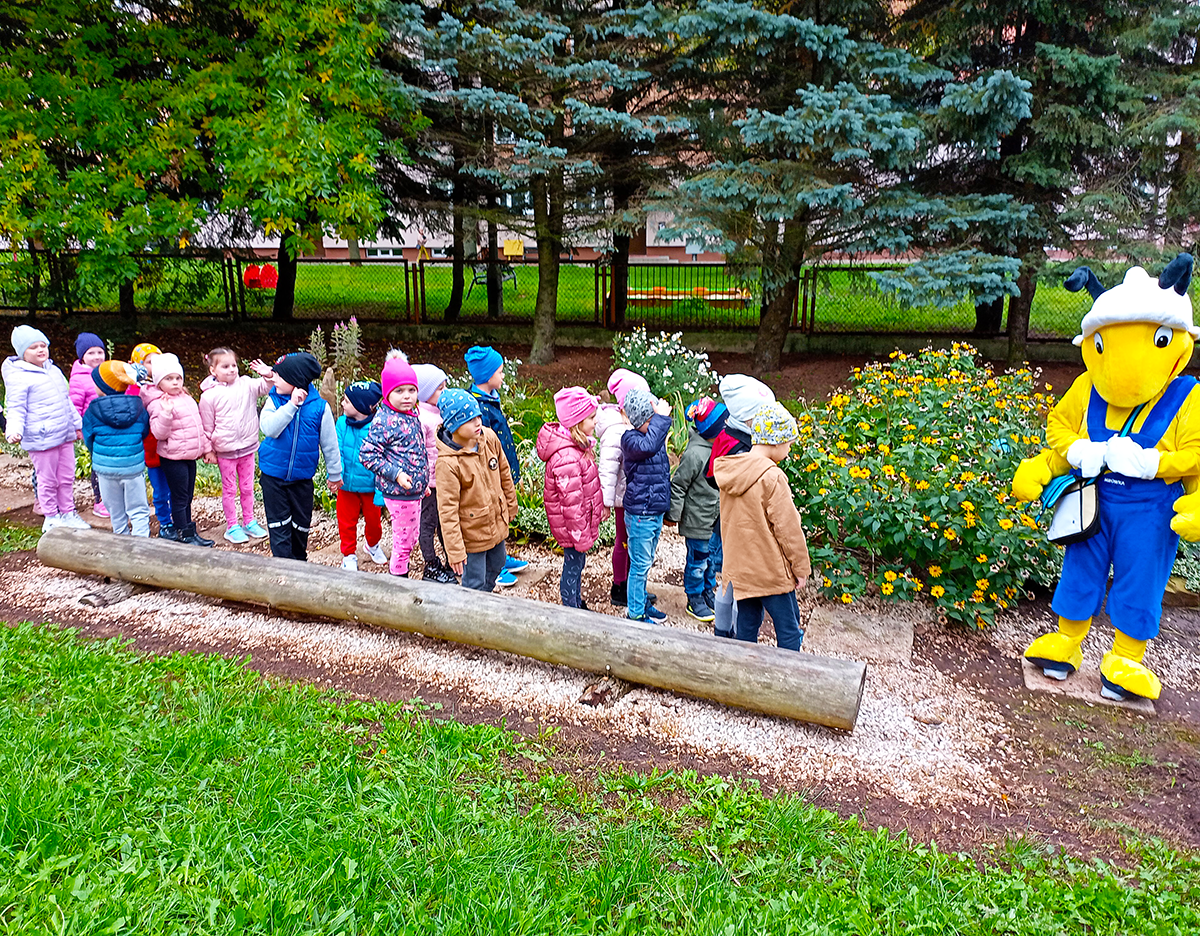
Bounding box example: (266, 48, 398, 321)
(144, 353, 213, 547)
(465, 344, 525, 581)
(198, 347, 273, 543)
(667, 397, 729, 622)
(413, 363, 457, 583)
(599, 368, 650, 606)
(128, 342, 174, 536)
(69, 332, 109, 517)
(358, 352, 435, 577)
(334, 380, 388, 571)
(619, 387, 673, 623)
(706, 373, 776, 487)
(2, 326, 88, 531)
(82, 361, 150, 536)
(712, 402, 810, 651)
(538, 387, 605, 609)
(258, 351, 343, 561)
(435, 388, 517, 592)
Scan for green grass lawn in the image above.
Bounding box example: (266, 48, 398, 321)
(0, 623, 1196, 934)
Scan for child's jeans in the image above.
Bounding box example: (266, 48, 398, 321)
(736, 592, 804, 651)
(419, 488, 448, 568)
(561, 547, 587, 608)
(28, 441, 77, 517)
(217, 452, 257, 527)
(384, 497, 421, 576)
(463, 541, 507, 592)
(684, 529, 721, 599)
(611, 506, 629, 583)
(95, 473, 150, 536)
(260, 474, 314, 560)
(337, 489, 382, 556)
(625, 512, 663, 619)
(146, 464, 172, 526)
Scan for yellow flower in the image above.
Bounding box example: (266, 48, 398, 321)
(976, 577, 989, 590)
(944, 528, 957, 540)
(976, 553, 987, 563)
(818, 487, 828, 495)
(960, 471, 976, 482)
(840, 593, 854, 605)
(930, 585, 945, 599)
(998, 518, 1014, 530)
(915, 480, 930, 490)
(961, 500, 975, 512)
(884, 570, 898, 582)
(928, 564, 942, 578)
(881, 582, 894, 595)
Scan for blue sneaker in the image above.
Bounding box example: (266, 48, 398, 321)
(224, 525, 249, 544)
(243, 521, 268, 539)
(504, 554, 528, 572)
(645, 605, 667, 621)
(497, 569, 519, 588)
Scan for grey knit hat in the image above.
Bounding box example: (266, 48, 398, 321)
(623, 387, 655, 428)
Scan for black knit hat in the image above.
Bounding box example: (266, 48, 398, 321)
(273, 352, 322, 389)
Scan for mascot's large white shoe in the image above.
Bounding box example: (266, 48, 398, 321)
(1013, 254, 1200, 702)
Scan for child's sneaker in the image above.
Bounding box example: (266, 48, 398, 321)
(366, 542, 388, 565)
(645, 605, 667, 621)
(243, 520, 268, 539)
(60, 512, 91, 530)
(504, 554, 528, 573)
(93, 502, 110, 518)
(224, 525, 249, 544)
(41, 515, 60, 533)
(497, 569, 518, 587)
(341, 554, 358, 572)
(686, 597, 715, 622)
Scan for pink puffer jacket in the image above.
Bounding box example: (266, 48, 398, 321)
(199, 374, 271, 456)
(145, 384, 209, 461)
(68, 360, 100, 416)
(536, 422, 603, 552)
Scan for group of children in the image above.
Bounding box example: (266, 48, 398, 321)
(3, 325, 811, 648)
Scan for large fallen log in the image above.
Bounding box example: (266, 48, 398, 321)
(37, 527, 867, 730)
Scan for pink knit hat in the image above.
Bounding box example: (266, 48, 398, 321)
(607, 368, 649, 406)
(381, 351, 419, 409)
(553, 386, 600, 429)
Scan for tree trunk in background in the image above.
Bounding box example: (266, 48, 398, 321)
(530, 168, 562, 364)
(447, 196, 465, 322)
(610, 180, 637, 328)
(486, 209, 502, 319)
(118, 278, 136, 317)
(273, 232, 297, 321)
(347, 236, 361, 266)
(974, 297, 1004, 334)
(752, 221, 803, 374)
(1006, 265, 1037, 364)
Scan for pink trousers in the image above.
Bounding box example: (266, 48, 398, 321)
(217, 452, 257, 527)
(385, 497, 422, 576)
(29, 441, 77, 517)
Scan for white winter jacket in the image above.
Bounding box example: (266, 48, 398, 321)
(594, 403, 630, 509)
(2, 356, 81, 452)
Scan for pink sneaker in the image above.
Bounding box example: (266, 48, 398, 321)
(93, 502, 110, 518)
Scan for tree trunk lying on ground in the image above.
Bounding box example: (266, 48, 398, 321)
(37, 528, 867, 731)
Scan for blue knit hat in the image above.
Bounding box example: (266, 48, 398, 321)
(75, 332, 104, 361)
(438, 387, 482, 434)
(687, 397, 729, 440)
(11, 325, 48, 359)
(344, 380, 382, 417)
(464, 345, 504, 385)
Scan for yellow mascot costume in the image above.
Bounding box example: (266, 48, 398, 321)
(1014, 253, 1200, 702)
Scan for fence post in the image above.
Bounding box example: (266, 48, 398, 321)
(418, 261, 427, 323)
(404, 258, 411, 322)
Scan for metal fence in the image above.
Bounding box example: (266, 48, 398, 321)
(0, 250, 1091, 341)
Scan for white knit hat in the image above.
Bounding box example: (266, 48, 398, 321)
(1073, 266, 1199, 346)
(151, 352, 184, 385)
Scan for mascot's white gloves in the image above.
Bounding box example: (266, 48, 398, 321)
(1105, 435, 1161, 480)
(1066, 439, 1108, 478)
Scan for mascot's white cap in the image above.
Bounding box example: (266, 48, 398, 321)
(1073, 266, 1199, 346)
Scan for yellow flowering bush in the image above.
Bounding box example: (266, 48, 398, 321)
(785, 343, 1060, 627)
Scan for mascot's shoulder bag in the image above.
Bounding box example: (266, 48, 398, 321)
(1042, 404, 1147, 545)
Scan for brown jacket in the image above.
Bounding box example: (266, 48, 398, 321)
(435, 426, 518, 564)
(713, 452, 811, 599)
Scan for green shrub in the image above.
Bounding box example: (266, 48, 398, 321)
(786, 343, 1060, 627)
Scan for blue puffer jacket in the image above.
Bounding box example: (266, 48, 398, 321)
(620, 413, 673, 516)
(358, 405, 431, 501)
(470, 387, 519, 484)
(336, 415, 378, 494)
(82, 392, 149, 478)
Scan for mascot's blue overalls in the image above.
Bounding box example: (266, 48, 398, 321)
(1014, 254, 1200, 702)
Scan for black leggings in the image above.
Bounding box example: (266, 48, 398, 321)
(419, 489, 448, 567)
(158, 457, 197, 534)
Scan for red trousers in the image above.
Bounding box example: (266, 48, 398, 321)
(337, 489, 383, 556)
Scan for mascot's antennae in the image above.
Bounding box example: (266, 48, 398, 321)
(1064, 266, 1107, 300)
(1158, 253, 1194, 296)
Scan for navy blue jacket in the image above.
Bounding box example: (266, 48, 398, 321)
(620, 413, 673, 516)
(259, 387, 326, 482)
(470, 387, 519, 484)
(82, 393, 150, 478)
